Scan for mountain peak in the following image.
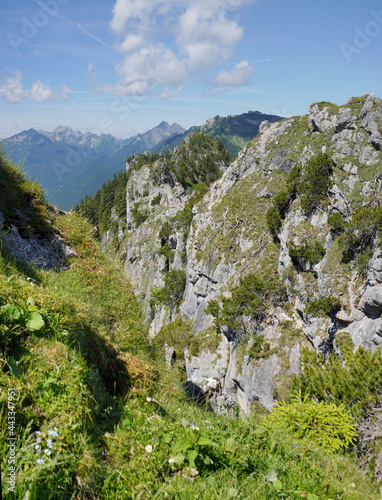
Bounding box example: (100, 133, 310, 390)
(157, 121, 170, 129)
(52, 125, 79, 136)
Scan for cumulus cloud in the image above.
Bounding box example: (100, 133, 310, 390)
(213, 60, 254, 88)
(103, 0, 257, 97)
(0, 70, 28, 103)
(0, 70, 69, 103)
(30, 80, 53, 102)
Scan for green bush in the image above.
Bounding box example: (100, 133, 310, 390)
(328, 212, 345, 233)
(159, 221, 172, 242)
(299, 153, 333, 213)
(266, 164, 302, 235)
(340, 205, 382, 263)
(205, 274, 287, 333)
(157, 243, 175, 262)
(305, 296, 341, 317)
(266, 391, 357, 452)
(154, 270, 187, 307)
(266, 205, 282, 234)
(248, 334, 270, 359)
(291, 347, 382, 420)
(288, 240, 325, 267)
(132, 202, 148, 227)
(151, 194, 161, 206)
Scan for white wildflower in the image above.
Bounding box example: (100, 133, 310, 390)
(145, 445, 152, 453)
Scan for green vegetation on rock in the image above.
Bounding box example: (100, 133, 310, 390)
(0, 151, 53, 239)
(206, 273, 287, 334)
(299, 152, 333, 214)
(151, 269, 187, 307)
(305, 296, 341, 317)
(289, 240, 326, 268)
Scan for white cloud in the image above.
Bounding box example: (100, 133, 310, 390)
(160, 84, 185, 99)
(105, 0, 257, 96)
(0, 70, 28, 103)
(30, 80, 53, 102)
(213, 60, 254, 88)
(0, 70, 68, 103)
(116, 34, 145, 52)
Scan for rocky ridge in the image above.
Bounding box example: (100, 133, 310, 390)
(103, 94, 382, 415)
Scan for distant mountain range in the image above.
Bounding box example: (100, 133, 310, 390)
(154, 110, 284, 158)
(2, 122, 184, 210)
(1, 111, 284, 209)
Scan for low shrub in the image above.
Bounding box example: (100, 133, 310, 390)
(266, 391, 357, 452)
(299, 153, 333, 214)
(205, 274, 287, 333)
(153, 270, 187, 307)
(291, 347, 382, 420)
(288, 240, 325, 267)
(305, 296, 341, 317)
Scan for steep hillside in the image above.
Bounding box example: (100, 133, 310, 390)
(95, 94, 382, 422)
(2, 151, 380, 498)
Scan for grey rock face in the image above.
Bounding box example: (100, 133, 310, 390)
(346, 317, 380, 351)
(309, 103, 336, 132)
(361, 107, 382, 151)
(185, 334, 282, 415)
(0, 210, 75, 270)
(359, 286, 382, 317)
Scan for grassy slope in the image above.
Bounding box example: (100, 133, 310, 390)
(0, 155, 380, 499)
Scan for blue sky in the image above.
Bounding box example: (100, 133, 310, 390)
(0, 0, 381, 139)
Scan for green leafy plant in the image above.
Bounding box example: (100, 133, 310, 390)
(266, 391, 357, 452)
(171, 426, 217, 470)
(0, 297, 45, 354)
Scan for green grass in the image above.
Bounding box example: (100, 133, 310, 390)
(0, 150, 53, 238)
